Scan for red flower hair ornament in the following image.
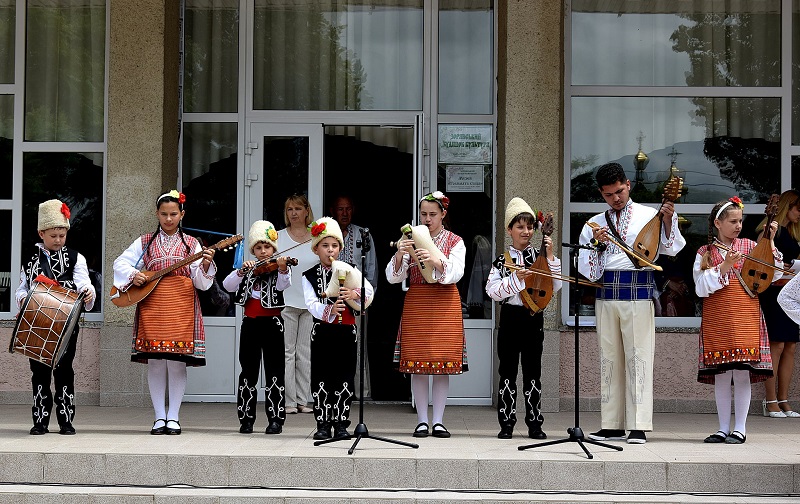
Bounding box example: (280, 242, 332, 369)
(728, 196, 744, 209)
(60, 202, 71, 220)
(310, 221, 327, 237)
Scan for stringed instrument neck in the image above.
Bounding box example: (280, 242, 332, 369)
(632, 176, 683, 264)
(523, 212, 555, 313)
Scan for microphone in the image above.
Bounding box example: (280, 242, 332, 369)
(589, 238, 608, 251)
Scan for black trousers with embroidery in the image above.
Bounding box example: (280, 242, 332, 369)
(237, 315, 286, 425)
(30, 325, 79, 428)
(310, 321, 357, 428)
(496, 304, 545, 430)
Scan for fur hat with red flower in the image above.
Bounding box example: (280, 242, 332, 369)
(37, 199, 71, 231)
(247, 220, 279, 254)
(309, 217, 343, 251)
(504, 197, 537, 229)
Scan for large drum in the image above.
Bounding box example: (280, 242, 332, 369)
(9, 282, 85, 368)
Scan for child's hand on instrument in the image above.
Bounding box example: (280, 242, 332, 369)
(543, 235, 554, 260)
(242, 260, 256, 269)
(82, 287, 95, 304)
(201, 248, 215, 270)
(134, 271, 147, 286)
(721, 249, 742, 273)
(277, 256, 289, 272)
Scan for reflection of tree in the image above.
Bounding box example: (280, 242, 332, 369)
(254, 6, 369, 110)
(183, 6, 238, 112)
(671, 10, 782, 201)
(570, 154, 602, 202)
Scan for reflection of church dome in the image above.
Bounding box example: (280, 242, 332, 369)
(635, 149, 649, 171)
(678, 215, 691, 230)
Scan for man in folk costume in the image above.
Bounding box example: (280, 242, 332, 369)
(578, 163, 686, 444)
(16, 199, 96, 435)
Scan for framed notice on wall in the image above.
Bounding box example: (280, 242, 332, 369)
(446, 165, 484, 193)
(438, 125, 493, 164)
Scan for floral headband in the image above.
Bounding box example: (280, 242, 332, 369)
(309, 220, 327, 237)
(157, 189, 186, 205)
(715, 196, 744, 220)
(421, 191, 450, 210)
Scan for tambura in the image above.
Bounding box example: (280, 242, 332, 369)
(324, 260, 373, 310)
(9, 283, 85, 367)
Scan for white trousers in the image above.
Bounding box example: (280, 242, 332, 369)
(283, 306, 313, 407)
(595, 299, 655, 431)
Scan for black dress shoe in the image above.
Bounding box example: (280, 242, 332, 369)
(333, 424, 350, 439)
(528, 427, 547, 440)
(265, 421, 282, 434)
(431, 423, 451, 438)
(30, 423, 48, 435)
(150, 419, 166, 435)
(412, 422, 429, 438)
(239, 422, 254, 434)
(497, 425, 513, 439)
(164, 420, 181, 435)
(59, 423, 76, 435)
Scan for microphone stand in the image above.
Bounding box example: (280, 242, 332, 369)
(314, 227, 419, 454)
(518, 242, 623, 459)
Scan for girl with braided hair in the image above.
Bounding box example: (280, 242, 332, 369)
(693, 197, 779, 444)
(113, 190, 217, 435)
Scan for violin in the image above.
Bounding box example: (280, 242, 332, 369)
(632, 176, 683, 264)
(243, 256, 298, 276)
(520, 212, 555, 314)
(739, 194, 780, 294)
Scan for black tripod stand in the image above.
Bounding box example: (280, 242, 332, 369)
(314, 227, 419, 454)
(518, 242, 623, 459)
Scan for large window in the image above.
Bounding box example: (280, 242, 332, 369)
(252, 0, 423, 111)
(567, 2, 793, 327)
(4, 1, 107, 317)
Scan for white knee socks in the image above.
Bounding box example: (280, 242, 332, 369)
(714, 369, 752, 435)
(147, 359, 188, 422)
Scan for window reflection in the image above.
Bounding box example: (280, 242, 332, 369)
(438, 0, 494, 114)
(253, 0, 423, 111)
(794, 0, 800, 145)
(571, 1, 781, 87)
(567, 211, 772, 320)
(25, 0, 105, 142)
(0, 95, 12, 199)
(22, 152, 103, 312)
(570, 97, 781, 204)
(0, 2, 13, 84)
(183, 0, 239, 113)
(0, 210, 11, 311)
(180, 123, 238, 317)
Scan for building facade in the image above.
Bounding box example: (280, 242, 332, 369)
(1, 1, 799, 413)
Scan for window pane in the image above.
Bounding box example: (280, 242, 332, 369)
(22, 152, 103, 312)
(181, 122, 238, 317)
(438, 0, 493, 114)
(0, 95, 11, 199)
(436, 125, 494, 320)
(571, 1, 781, 87)
(253, 0, 423, 111)
(570, 97, 781, 204)
(25, 0, 105, 142)
(793, 156, 800, 188)
(184, 0, 239, 113)
(0, 1, 13, 84)
(794, 0, 800, 145)
(0, 210, 10, 311)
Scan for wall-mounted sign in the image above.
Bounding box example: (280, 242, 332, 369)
(438, 125, 493, 164)
(446, 165, 484, 193)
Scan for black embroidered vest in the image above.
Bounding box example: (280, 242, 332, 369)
(492, 246, 537, 305)
(24, 246, 78, 290)
(233, 270, 286, 308)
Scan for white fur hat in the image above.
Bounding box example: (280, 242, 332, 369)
(247, 220, 278, 253)
(38, 199, 71, 231)
(504, 197, 535, 229)
(310, 217, 344, 251)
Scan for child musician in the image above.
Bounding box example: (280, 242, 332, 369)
(223, 220, 291, 435)
(694, 197, 778, 444)
(302, 217, 374, 440)
(486, 197, 562, 440)
(16, 199, 96, 435)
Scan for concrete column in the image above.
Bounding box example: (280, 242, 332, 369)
(497, 1, 564, 413)
(102, 0, 180, 406)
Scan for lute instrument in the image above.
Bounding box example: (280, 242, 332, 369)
(519, 212, 555, 314)
(109, 234, 243, 307)
(739, 194, 780, 294)
(632, 176, 684, 265)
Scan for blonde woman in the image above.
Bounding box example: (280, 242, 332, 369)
(758, 189, 800, 417)
(277, 194, 317, 414)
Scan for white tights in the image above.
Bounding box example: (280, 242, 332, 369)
(714, 369, 751, 435)
(147, 359, 188, 422)
(411, 374, 449, 426)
